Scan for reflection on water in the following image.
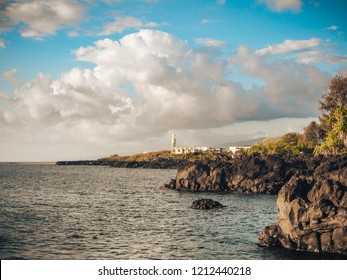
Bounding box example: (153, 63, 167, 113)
(0, 164, 344, 260)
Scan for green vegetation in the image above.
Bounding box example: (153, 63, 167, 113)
(247, 75, 347, 156)
(100, 149, 226, 162)
(245, 133, 310, 156)
(102, 150, 172, 162)
(315, 75, 347, 154)
(314, 105, 347, 154)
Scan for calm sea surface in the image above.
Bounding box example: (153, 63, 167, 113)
(0, 164, 340, 260)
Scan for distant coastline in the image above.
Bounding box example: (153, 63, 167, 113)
(0, 162, 56, 165)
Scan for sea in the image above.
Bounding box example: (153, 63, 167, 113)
(0, 163, 343, 260)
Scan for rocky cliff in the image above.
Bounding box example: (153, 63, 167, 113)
(162, 154, 322, 194)
(259, 155, 347, 255)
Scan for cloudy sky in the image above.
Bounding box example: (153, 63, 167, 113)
(0, 0, 347, 161)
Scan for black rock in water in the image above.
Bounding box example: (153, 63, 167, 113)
(191, 198, 225, 210)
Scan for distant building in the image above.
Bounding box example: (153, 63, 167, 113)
(229, 145, 251, 154)
(171, 134, 223, 154)
(174, 146, 212, 154)
(171, 134, 177, 153)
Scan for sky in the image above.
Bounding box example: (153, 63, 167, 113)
(0, 0, 347, 161)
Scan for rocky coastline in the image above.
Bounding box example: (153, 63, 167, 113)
(161, 154, 347, 256)
(259, 155, 347, 255)
(161, 154, 325, 194)
(56, 158, 185, 169)
(57, 153, 346, 256)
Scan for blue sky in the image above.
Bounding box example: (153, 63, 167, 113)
(0, 0, 347, 161)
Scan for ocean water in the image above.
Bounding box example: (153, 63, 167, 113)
(0, 164, 341, 260)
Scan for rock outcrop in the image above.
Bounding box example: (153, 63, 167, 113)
(56, 158, 185, 169)
(191, 198, 225, 210)
(162, 154, 322, 194)
(259, 155, 347, 255)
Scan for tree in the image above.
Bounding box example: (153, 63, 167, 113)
(277, 132, 304, 154)
(316, 76, 347, 154)
(314, 107, 347, 154)
(319, 75, 347, 131)
(303, 121, 319, 148)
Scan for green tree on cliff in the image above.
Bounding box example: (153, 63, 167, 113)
(315, 105, 347, 154)
(316, 75, 347, 154)
(302, 121, 320, 149)
(319, 75, 347, 130)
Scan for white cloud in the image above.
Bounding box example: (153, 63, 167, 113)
(200, 19, 221, 24)
(67, 31, 79, 38)
(0, 39, 4, 48)
(233, 45, 330, 116)
(217, 0, 226, 5)
(101, 0, 159, 3)
(98, 16, 158, 35)
(338, 67, 347, 77)
(256, 38, 321, 56)
(194, 37, 226, 47)
(101, 0, 124, 3)
(1, 0, 84, 39)
(295, 51, 347, 65)
(256, 38, 347, 65)
(3, 69, 19, 87)
(1, 29, 344, 160)
(326, 25, 338, 31)
(258, 0, 303, 12)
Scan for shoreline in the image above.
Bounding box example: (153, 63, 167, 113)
(0, 162, 56, 165)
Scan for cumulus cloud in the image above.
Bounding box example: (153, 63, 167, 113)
(0, 0, 84, 39)
(256, 38, 321, 56)
(1, 69, 133, 143)
(194, 37, 226, 47)
(255, 38, 347, 65)
(296, 51, 347, 65)
(98, 16, 158, 35)
(0, 30, 342, 160)
(233, 45, 329, 117)
(326, 25, 338, 31)
(258, 0, 303, 12)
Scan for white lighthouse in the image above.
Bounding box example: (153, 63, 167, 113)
(171, 134, 176, 154)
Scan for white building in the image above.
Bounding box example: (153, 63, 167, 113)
(174, 146, 212, 154)
(229, 145, 251, 154)
(171, 134, 222, 154)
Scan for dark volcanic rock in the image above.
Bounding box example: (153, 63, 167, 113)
(191, 198, 225, 210)
(57, 158, 185, 169)
(162, 154, 317, 194)
(259, 155, 347, 256)
(56, 160, 111, 166)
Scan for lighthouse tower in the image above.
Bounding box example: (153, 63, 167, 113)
(171, 134, 177, 154)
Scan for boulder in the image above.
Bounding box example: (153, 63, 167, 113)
(259, 156, 347, 255)
(191, 198, 225, 210)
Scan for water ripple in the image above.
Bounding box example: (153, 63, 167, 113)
(2, 164, 339, 260)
